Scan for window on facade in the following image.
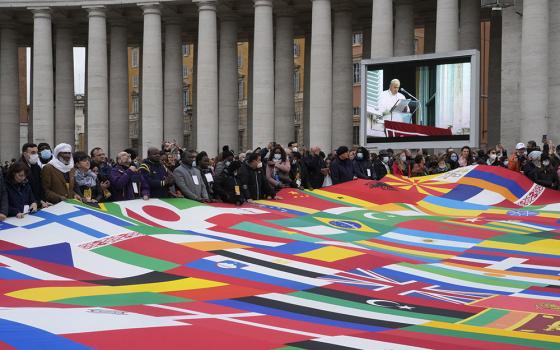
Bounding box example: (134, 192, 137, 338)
(238, 78, 245, 101)
(182, 44, 190, 56)
(293, 69, 300, 92)
(237, 55, 243, 70)
(353, 125, 360, 145)
(293, 42, 300, 57)
(131, 48, 139, 68)
(132, 75, 139, 88)
(132, 95, 139, 114)
(353, 107, 361, 116)
(352, 33, 363, 45)
(183, 65, 188, 78)
(183, 87, 190, 109)
(353, 63, 361, 84)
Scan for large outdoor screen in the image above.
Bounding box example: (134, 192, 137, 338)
(360, 50, 480, 149)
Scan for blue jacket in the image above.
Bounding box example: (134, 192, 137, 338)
(140, 160, 171, 198)
(6, 180, 36, 217)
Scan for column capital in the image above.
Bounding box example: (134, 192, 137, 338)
(28, 7, 51, 18)
(84, 6, 106, 18)
(254, 0, 273, 7)
(193, 0, 217, 12)
(139, 2, 161, 15)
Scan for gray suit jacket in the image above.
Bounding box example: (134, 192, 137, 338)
(173, 163, 209, 201)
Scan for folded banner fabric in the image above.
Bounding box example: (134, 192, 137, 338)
(0, 165, 559, 349)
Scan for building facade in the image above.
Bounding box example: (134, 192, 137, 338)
(0, 0, 555, 162)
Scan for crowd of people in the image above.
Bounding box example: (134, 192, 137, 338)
(1, 138, 559, 221)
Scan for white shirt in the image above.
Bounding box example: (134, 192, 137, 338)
(378, 90, 406, 115)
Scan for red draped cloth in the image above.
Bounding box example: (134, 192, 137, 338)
(384, 121, 453, 137)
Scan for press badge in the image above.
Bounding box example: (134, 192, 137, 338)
(192, 175, 200, 185)
(132, 182, 139, 194)
(367, 169, 371, 177)
(234, 185, 241, 195)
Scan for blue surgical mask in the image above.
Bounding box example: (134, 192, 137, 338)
(356, 153, 364, 160)
(450, 154, 458, 162)
(40, 149, 52, 159)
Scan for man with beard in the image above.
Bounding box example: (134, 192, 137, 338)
(41, 143, 81, 204)
(140, 148, 174, 198)
(20, 143, 50, 208)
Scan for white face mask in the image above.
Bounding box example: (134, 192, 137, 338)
(225, 161, 231, 167)
(543, 160, 550, 167)
(400, 155, 407, 162)
(257, 162, 263, 169)
(28, 153, 39, 165)
(192, 160, 197, 167)
(273, 153, 282, 160)
(292, 147, 298, 153)
(489, 154, 497, 160)
(382, 156, 389, 163)
(356, 153, 364, 160)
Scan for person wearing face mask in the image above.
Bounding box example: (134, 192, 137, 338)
(287, 141, 299, 155)
(214, 160, 246, 205)
(392, 150, 411, 177)
(430, 154, 451, 174)
(140, 148, 174, 199)
(373, 150, 390, 179)
(41, 143, 81, 204)
(266, 145, 292, 190)
(215, 150, 234, 177)
(486, 149, 501, 166)
(352, 147, 376, 180)
(37, 143, 53, 168)
(535, 155, 559, 189)
(19, 143, 50, 208)
(238, 152, 275, 201)
(173, 150, 209, 202)
(110, 151, 150, 201)
(508, 143, 528, 173)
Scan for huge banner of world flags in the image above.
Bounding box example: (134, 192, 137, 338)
(0, 165, 559, 349)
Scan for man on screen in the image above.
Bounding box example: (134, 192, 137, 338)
(378, 79, 409, 115)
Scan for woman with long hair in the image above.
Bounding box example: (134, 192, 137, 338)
(265, 145, 291, 189)
(392, 150, 410, 177)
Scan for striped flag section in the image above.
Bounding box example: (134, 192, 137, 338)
(0, 165, 558, 348)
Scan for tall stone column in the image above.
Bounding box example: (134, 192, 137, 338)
(251, 0, 274, 148)
(141, 4, 163, 156)
(394, 0, 414, 56)
(459, 0, 480, 50)
(86, 6, 109, 153)
(436, 0, 459, 53)
(219, 18, 239, 152)
(274, 14, 294, 146)
(31, 8, 54, 145)
(371, 0, 393, 58)
(163, 19, 183, 145)
(194, 0, 218, 155)
(309, 0, 332, 151)
(0, 25, 19, 161)
(303, 30, 311, 148)
(500, 7, 522, 148)
(55, 24, 75, 145)
(109, 21, 129, 158)
(487, 10, 502, 147)
(550, 0, 560, 139)
(520, 0, 549, 142)
(332, 5, 353, 148)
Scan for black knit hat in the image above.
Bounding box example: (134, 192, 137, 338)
(336, 146, 349, 156)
